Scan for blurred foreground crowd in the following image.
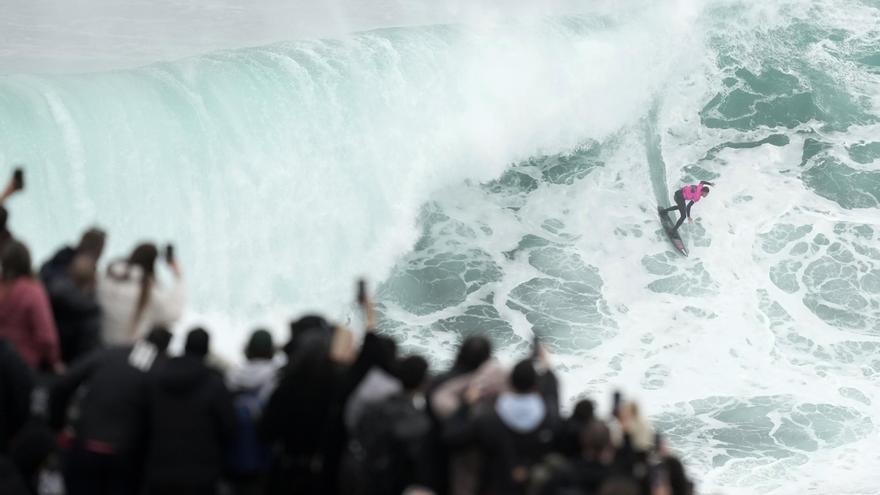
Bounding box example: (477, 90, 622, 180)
(0, 171, 694, 495)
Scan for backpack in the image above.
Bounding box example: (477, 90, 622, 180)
(225, 388, 270, 475)
(345, 396, 431, 495)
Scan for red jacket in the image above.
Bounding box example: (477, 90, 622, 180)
(0, 278, 61, 369)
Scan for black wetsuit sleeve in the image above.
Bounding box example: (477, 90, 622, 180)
(686, 201, 694, 218)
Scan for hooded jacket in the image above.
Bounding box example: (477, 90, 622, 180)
(98, 262, 185, 346)
(50, 342, 164, 456)
(444, 371, 560, 495)
(146, 355, 236, 486)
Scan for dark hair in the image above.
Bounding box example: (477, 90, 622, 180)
(580, 420, 611, 460)
(77, 228, 106, 259)
(0, 205, 7, 230)
(1, 240, 32, 281)
(572, 399, 595, 422)
(289, 315, 330, 340)
(453, 336, 492, 373)
(184, 327, 210, 358)
(397, 355, 429, 391)
(287, 331, 332, 377)
(127, 243, 159, 325)
(510, 359, 537, 393)
(664, 456, 693, 495)
(701, 186, 710, 195)
(284, 314, 331, 358)
(245, 329, 275, 360)
(145, 325, 173, 353)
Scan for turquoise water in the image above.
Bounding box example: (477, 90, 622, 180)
(2, 0, 879, 492)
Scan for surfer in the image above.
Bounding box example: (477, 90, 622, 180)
(661, 181, 714, 233)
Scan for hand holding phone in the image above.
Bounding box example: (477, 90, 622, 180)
(357, 279, 367, 305)
(12, 168, 24, 191)
(356, 279, 376, 331)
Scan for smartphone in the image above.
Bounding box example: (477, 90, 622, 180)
(12, 168, 24, 191)
(165, 244, 175, 263)
(654, 432, 663, 451)
(612, 390, 622, 418)
(531, 333, 541, 359)
(357, 279, 367, 305)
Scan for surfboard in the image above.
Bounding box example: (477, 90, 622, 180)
(658, 207, 688, 257)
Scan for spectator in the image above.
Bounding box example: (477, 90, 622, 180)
(40, 228, 107, 365)
(445, 358, 559, 495)
(145, 328, 236, 495)
(345, 355, 433, 495)
(50, 326, 172, 495)
(0, 171, 23, 255)
(429, 340, 507, 495)
(538, 420, 614, 495)
(0, 241, 62, 372)
(556, 399, 596, 459)
(225, 329, 280, 495)
(260, 323, 344, 495)
(282, 315, 332, 363)
(0, 338, 33, 453)
(98, 242, 184, 346)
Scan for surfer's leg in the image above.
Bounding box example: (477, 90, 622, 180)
(661, 205, 678, 213)
(672, 212, 686, 231)
(671, 195, 687, 232)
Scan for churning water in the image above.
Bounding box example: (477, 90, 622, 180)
(2, 0, 879, 492)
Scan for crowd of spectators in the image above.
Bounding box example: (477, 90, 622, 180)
(0, 169, 694, 495)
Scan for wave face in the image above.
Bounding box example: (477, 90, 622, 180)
(2, 0, 880, 493)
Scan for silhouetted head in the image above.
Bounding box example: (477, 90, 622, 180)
(287, 330, 333, 377)
(510, 359, 537, 393)
(77, 227, 106, 260)
(580, 420, 612, 461)
(285, 314, 331, 358)
(0, 205, 7, 231)
(145, 325, 173, 354)
(397, 355, 429, 391)
(184, 327, 210, 358)
(453, 335, 492, 373)
(245, 329, 275, 360)
(1, 240, 32, 281)
(572, 399, 595, 423)
(128, 243, 158, 278)
(701, 186, 710, 197)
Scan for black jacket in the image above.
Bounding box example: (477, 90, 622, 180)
(444, 371, 560, 495)
(353, 393, 433, 495)
(0, 339, 33, 453)
(50, 343, 163, 455)
(146, 355, 236, 486)
(40, 247, 102, 365)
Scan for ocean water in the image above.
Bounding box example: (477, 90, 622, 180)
(2, 0, 879, 493)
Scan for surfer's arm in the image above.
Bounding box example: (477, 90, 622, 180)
(686, 201, 695, 219)
(699, 180, 715, 186)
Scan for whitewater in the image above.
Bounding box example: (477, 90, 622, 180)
(2, 0, 879, 493)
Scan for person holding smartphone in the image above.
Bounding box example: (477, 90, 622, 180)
(0, 168, 25, 254)
(98, 242, 185, 345)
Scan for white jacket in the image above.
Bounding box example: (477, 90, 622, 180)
(98, 262, 185, 346)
